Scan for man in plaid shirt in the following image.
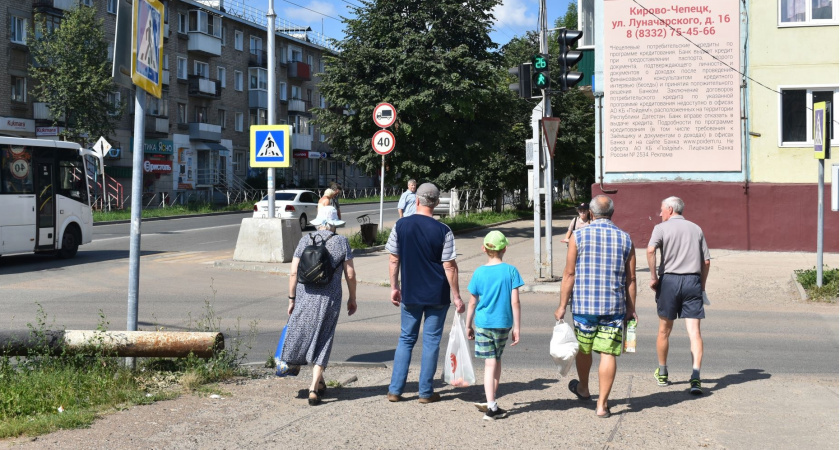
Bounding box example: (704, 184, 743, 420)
(555, 195, 637, 419)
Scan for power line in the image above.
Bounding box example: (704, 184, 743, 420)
(630, 0, 839, 126)
(279, 0, 342, 22)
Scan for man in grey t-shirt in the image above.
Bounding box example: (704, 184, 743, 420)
(647, 196, 711, 396)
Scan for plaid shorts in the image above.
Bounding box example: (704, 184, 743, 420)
(572, 314, 625, 356)
(474, 327, 511, 359)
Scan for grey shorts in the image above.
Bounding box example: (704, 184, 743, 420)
(656, 273, 705, 320)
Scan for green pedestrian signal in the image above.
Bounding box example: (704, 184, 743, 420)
(531, 53, 550, 90)
(532, 71, 550, 90)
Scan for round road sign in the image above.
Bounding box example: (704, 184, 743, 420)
(372, 129, 395, 155)
(373, 103, 397, 128)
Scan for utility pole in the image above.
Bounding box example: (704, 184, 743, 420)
(538, 0, 556, 281)
(266, 0, 276, 218)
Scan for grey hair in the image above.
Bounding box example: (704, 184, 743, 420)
(662, 196, 684, 214)
(408, 179, 417, 186)
(323, 188, 335, 198)
(589, 195, 614, 218)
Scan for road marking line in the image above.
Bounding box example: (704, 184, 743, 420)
(92, 223, 240, 243)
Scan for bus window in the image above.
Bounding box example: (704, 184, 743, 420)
(58, 159, 88, 202)
(1, 145, 34, 194)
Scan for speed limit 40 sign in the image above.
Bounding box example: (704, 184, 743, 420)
(372, 129, 395, 155)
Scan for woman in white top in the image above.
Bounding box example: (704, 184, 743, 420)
(561, 203, 592, 244)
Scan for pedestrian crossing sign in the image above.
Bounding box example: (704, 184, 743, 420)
(131, 0, 164, 98)
(250, 125, 291, 168)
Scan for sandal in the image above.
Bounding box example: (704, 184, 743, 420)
(308, 390, 322, 406)
(317, 380, 327, 397)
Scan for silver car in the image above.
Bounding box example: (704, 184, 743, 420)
(252, 189, 319, 230)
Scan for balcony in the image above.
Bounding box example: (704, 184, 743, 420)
(292, 133, 312, 151)
(188, 122, 221, 142)
(161, 69, 170, 86)
(288, 98, 311, 114)
(248, 50, 268, 68)
(249, 90, 267, 109)
(288, 61, 311, 81)
(33, 0, 73, 11)
(187, 31, 222, 56)
(145, 116, 169, 135)
(188, 75, 221, 99)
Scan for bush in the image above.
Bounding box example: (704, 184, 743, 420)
(794, 266, 839, 302)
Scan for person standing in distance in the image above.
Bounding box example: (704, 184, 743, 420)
(555, 195, 637, 418)
(386, 183, 464, 403)
(329, 182, 342, 219)
(397, 179, 418, 218)
(647, 196, 711, 396)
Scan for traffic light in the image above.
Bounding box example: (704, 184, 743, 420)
(508, 63, 533, 99)
(531, 54, 550, 90)
(558, 29, 584, 92)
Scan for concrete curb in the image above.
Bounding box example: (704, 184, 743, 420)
(213, 260, 289, 274)
(791, 272, 809, 300)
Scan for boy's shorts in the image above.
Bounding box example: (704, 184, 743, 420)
(474, 327, 510, 359)
(572, 314, 625, 356)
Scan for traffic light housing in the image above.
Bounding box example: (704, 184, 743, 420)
(508, 63, 533, 99)
(531, 54, 550, 90)
(558, 29, 584, 92)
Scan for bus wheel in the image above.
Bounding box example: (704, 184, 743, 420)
(57, 226, 80, 259)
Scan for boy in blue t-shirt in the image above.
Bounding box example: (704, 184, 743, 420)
(466, 230, 524, 420)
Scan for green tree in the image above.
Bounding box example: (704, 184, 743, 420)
(29, 6, 122, 143)
(315, 0, 520, 190)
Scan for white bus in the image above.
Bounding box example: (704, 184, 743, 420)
(0, 137, 94, 259)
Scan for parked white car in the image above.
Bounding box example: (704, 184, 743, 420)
(252, 190, 319, 230)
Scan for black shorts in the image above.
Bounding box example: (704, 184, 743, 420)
(656, 273, 705, 320)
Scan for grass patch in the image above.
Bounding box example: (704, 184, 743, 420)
(342, 195, 400, 205)
(441, 209, 530, 233)
(0, 292, 256, 439)
(93, 201, 252, 222)
(348, 227, 392, 249)
(794, 267, 839, 302)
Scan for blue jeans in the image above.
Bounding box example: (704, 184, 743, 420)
(388, 304, 448, 398)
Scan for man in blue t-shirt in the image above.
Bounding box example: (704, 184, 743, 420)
(385, 182, 464, 404)
(397, 179, 417, 218)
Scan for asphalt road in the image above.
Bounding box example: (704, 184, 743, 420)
(0, 208, 837, 378)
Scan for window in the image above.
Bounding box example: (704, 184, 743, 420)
(194, 61, 209, 78)
(217, 66, 226, 88)
(178, 14, 187, 33)
(81, 0, 92, 6)
(221, 25, 227, 45)
(319, 95, 326, 108)
(35, 15, 60, 40)
(177, 57, 188, 79)
(279, 46, 287, 64)
(291, 85, 301, 100)
(249, 68, 267, 90)
(234, 70, 243, 91)
(178, 103, 187, 123)
(188, 10, 221, 37)
(279, 82, 288, 101)
(290, 47, 302, 62)
(11, 76, 26, 103)
(163, 55, 169, 70)
(194, 106, 207, 123)
(107, 0, 117, 14)
(235, 112, 244, 131)
(249, 36, 262, 54)
(780, 0, 836, 24)
(147, 92, 168, 116)
(107, 91, 121, 115)
(306, 89, 312, 103)
(11, 16, 26, 44)
(218, 109, 226, 129)
(306, 54, 313, 67)
(250, 108, 267, 126)
(578, 0, 595, 47)
(1, 147, 34, 194)
(234, 30, 243, 51)
(234, 152, 244, 173)
(780, 87, 837, 145)
(58, 159, 87, 202)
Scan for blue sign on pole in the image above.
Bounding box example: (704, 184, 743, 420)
(250, 125, 291, 168)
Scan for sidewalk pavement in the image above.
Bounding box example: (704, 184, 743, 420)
(215, 212, 840, 300)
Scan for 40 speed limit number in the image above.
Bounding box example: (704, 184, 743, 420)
(372, 129, 395, 155)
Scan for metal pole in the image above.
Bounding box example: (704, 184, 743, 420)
(539, 0, 554, 279)
(126, 87, 146, 369)
(533, 144, 542, 279)
(817, 159, 825, 287)
(266, 0, 276, 218)
(379, 155, 384, 231)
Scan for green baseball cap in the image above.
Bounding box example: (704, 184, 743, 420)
(483, 230, 509, 251)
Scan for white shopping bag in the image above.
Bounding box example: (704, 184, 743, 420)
(549, 320, 579, 377)
(443, 312, 476, 387)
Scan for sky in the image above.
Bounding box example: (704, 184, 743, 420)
(244, 0, 576, 47)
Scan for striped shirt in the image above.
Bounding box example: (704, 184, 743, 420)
(571, 219, 633, 316)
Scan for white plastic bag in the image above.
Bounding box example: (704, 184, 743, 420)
(443, 312, 475, 387)
(549, 320, 579, 376)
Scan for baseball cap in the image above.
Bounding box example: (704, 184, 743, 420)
(576, 203, 589, 210)
(483, 230, 509, 251)
(416, 183, 440, 203)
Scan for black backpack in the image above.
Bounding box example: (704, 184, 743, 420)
(297, 233, 343, 285)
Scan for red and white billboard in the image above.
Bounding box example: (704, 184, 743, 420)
(604, 0, 741, 172)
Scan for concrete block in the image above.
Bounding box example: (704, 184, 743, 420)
(233, 218, 302, 263)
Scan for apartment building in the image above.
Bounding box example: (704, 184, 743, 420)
(0, 0, 375, 205)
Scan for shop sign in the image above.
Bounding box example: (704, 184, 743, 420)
(293, 151, 308, 159)
(131, 139, 174, 155)
(143, 159, 172, 173)
(36, 126, 65, 136)
(0, 117, 35, 133)
(307, 151, 321, 159)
